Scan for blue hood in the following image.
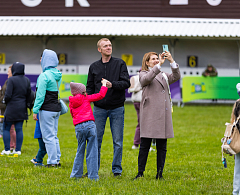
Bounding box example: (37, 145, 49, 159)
(41, 49, 59, 72)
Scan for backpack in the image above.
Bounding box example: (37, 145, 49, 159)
(221, 116, 240, 168)
(26, 79, 35, 115)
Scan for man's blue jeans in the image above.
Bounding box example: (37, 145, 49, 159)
(93, 106, 124, 174)
(70, 121, 99, 180)
(39, 110, 61, 165)
(3, 121, 23, 151)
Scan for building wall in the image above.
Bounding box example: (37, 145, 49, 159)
(1, 0, 240, 18)
(0, 36, 238, 69)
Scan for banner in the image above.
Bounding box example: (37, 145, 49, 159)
(60, 74, 88, 98)
(0, 73, 181, 100)
(0, 74, 38, 91)
(0, 74, 87, 98)
(182, 76, 240, 103)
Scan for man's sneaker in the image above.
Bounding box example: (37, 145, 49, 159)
(35, 163, 45, 166)
(82, 172, 88, 178)
(133, 172, 144, 180)
(113, 173, 121, 177)
(30, 157, 37, 164)
(12, 150, 21, 155)
(1, 150, 11, 155)
(132, 145, 139, 149)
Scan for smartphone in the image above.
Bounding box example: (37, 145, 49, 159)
(162, 44, 169, 53)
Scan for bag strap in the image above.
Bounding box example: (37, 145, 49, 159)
(56, 81, 60, 100)
(162, 72, 173, 113)
(234, 116, 240, 125)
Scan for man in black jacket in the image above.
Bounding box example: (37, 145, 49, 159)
(86, 38, 130, 176)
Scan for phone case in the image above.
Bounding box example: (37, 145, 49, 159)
(162, 44, 169, 52)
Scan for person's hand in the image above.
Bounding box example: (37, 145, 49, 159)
(159, 53, 165, 66)
(163, 51, 174, 63)
(106, 81, 112, 88)
(33, 113, 38, 121)
(101, 78, 108, 87)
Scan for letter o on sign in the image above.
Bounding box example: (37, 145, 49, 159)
(206, 0, 222, 6)
(21, 0, 42, 7)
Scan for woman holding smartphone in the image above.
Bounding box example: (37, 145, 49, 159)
(134, 50, 180, 180)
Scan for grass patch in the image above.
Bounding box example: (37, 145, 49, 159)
(0, 104, 235, 194)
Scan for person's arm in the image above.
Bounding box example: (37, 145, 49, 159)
(202, 69, 208, 77)
(87, 86, 108, 102)
(139, 65, 161, 87)
(4, 78, 13, 104)
(111, 61, 131, 90)
(0, 80, 7, 103)
(32, 73, 48, 114)
(209, 70, 218, 76)
(165, 65, 181, 85)
(86, 65, 95, 95)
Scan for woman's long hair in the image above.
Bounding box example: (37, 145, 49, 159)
(231, 99, 240, 131)
(141, 52, 158, 71)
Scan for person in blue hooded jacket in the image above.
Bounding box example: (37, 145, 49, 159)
(33, 49, 62, 167)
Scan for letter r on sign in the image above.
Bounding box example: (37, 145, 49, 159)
(65, 0, 90, 7)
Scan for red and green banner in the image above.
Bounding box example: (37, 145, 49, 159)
(182, 76, 240, 103)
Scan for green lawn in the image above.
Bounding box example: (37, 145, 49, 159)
(0, 103, 236, 194)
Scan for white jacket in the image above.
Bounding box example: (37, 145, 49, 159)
(128, 74, 142, 102)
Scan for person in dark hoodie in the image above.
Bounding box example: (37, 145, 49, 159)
(32, 49, 62, 168)
(1, 62, 31, 155)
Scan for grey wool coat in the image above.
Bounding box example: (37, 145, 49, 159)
(139, 65, 181, 139)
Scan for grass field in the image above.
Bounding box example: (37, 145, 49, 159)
(0, 103, 236, 194)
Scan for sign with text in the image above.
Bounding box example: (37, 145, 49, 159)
(182, 76, 240, 103)
(0, 0, 239, 18)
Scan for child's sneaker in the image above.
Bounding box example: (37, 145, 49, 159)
(35, 163, 44, 166)
(30, 157, 37, 164)
(1, 150, 11, 155)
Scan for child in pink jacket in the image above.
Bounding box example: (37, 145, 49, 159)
(69, 79, 108, 180)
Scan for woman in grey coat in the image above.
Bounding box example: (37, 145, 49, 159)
(134, 51, 181, 180)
